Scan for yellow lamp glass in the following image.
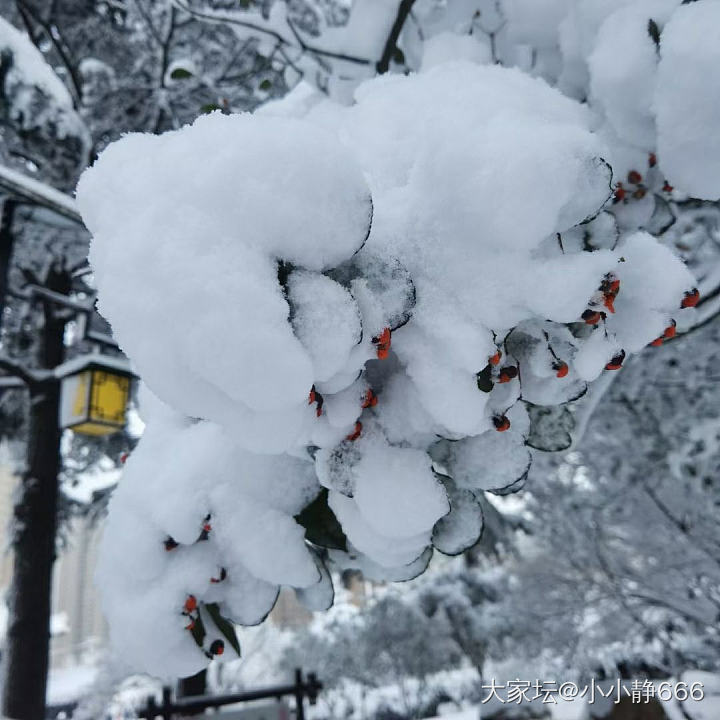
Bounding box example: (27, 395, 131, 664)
(60, 363, 132, 436)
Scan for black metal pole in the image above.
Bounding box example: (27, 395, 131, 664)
(1, 268, 69, 720)
(161, 686, 172, 720)
(294, 668, 305, 720)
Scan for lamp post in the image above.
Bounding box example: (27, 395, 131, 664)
(0, 274, 134, 720)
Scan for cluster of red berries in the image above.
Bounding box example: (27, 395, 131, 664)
(182, 595, 224, 657)
(613, 154, 673, 204)
(650, 320, 677, 347)
(581, 273, 620, 327)
(372, 327, 391, 360)
(599, 274, 620, 314)
(646, 288, 699, 348)
(181, 597, 225, 657)
(488, 349, 522, 385)
(614, 170, 647, 203)
(344, 389, 378, 440)
(183, 594, 198, 631)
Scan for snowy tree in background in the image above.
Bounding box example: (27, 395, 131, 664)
(74, 0, 720, 679)
(0, 2, 331, 714)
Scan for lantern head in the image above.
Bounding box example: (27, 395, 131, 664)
(59, 355, 135, 436)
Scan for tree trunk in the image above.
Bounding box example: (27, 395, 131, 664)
(0, 198, 17, 336)
(1, 268, 67, 720)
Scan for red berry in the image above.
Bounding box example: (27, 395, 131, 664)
(663, 181, 674, 193)
(605, 350, 626, 371)
(372, 328, 392, 360)
(681, 288, 699, 309)
(663, 320, 676, 339)
(603, 294, 616, 314)
(346, 421, 362, 442)
(554, 361, 569, 378)
(632, 187, 647, 200)
(649, 153, 657, 168)
(308, 386, 324, 416)
(613, 186, 626, 203)
(627, 170, 642, 185)
(582, 309, 604, 325)
(184, 595, 197, 613)
(185, 619, 196, 631)
(209, 639, 224, 656)
(361, 389, 378, 409)
(120, 452, 129, 464)
(650, 337, 664, 347)
(164, 537, 179, 551)
(493, 415, 511, 432)
(497, 366, 518, 383)
(489, 350, 502, 366)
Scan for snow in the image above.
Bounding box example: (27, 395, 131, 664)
(47, 665, 98, 705)
(94, 410, 323, 677)
(421, 32, 491, 71)
(588, 2, 678, 151)
(0, 16, 89, 149)
(655, 0, 720, 200)
(77, 50, 698, 675)
(0, 17, 74, 108)
(352, 438, 449, 539)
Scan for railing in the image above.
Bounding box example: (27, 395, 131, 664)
(137, 669, 322, 720)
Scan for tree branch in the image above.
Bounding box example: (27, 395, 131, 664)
(0, 164, 82, 225)
(15, 0, 84, 108)
(0, 355, 48, 386)
(376, 0, 417, 74)
(171, 0, 372, 68)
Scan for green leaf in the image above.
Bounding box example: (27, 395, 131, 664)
(526, 403, 575, 452)
(188, 611, 206, 649)
(170, 67, 193, 80)
(295, 488, 348, 551)
(204, 602, 241, 657)
(200, 103, 221, 115)
(259, 78, 272, 91)
(476, 364, 494, 393)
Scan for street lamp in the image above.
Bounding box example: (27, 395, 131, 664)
(58, 354, 135, 436)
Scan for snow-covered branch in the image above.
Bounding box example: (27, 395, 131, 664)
(0, 355, 49, 386)
(0, 164, 82, 224)
(171, 0, 373, 68)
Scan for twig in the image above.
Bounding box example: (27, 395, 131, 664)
(0, 356, 48, 386)
(171, 0, 371, 68)
(376, 0, 417, 74)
